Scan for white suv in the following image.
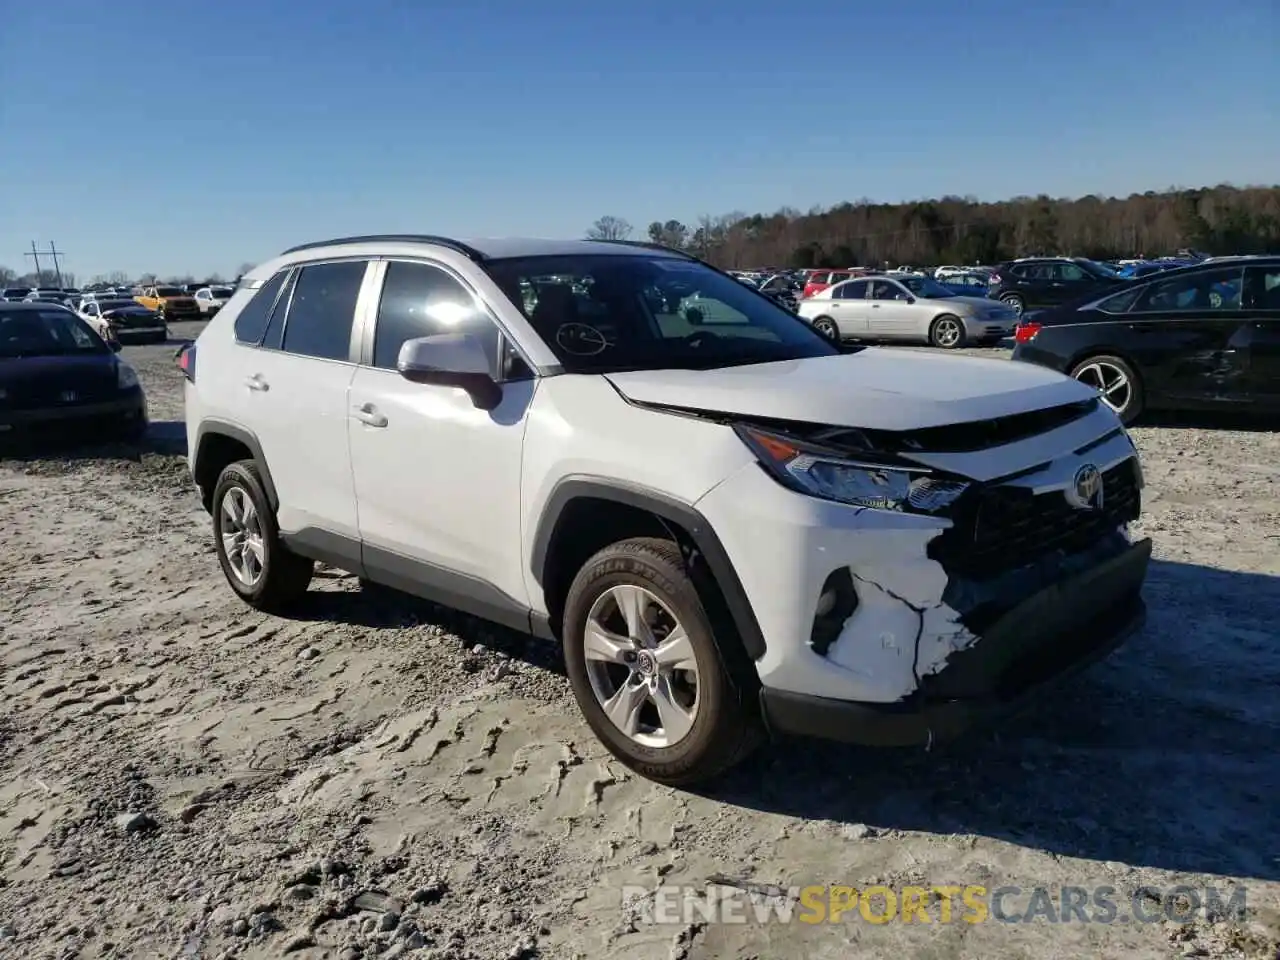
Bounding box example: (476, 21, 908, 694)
(180, 235, 1151, 785)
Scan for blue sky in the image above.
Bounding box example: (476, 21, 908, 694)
(1, 0, 1276, 279)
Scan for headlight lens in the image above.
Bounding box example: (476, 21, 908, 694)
(117, 361, 139, 390)
(734, 425, 969, 513)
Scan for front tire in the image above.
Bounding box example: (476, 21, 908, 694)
(1070, 354, 1144, 424)
(212, 460, 314, 612)
(929, 314, 966, 349)
(999, 293, 1025, 317)
(561, 538, 759, 786)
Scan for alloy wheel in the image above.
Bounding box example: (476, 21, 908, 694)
(1001, 295, 1024, 316)
(1074, 360, 1132, 415)
(933, 317, 962, 347)
(219, 486, 265, 588)
(583, 584, 699, 748)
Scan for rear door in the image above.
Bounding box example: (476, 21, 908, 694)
(1123, 265, 1248, 405)
(824, 279, 870, 336)
(1240, 264, 1280, 406)
(228, 259, 373, 540)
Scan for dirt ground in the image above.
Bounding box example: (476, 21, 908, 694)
(1, 322, 1277, 960)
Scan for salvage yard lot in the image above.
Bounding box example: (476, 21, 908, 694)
(1, 321, 1278, 960)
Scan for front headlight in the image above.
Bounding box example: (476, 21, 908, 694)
(116, 361, 139, 390)
(734, 425, 969, 513)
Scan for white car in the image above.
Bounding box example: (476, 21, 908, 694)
(180, 235, 1150, 785)
(194, 286, 234, 315)
(797, 274, 1018, 348)
(77, 297, 169, 343)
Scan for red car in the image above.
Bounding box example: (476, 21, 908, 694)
(801, 268, 872, 299)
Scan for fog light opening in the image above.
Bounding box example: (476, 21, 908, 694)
(809, 568, 859, 656)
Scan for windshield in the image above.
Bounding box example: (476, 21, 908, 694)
(99, 300, 149, 312)
(0, 308, 107, 358)
(210, 287, 233, 298)
(155, 286, 184, 296)
(898, 275, 956, 298)
(482, 255, 839, 373)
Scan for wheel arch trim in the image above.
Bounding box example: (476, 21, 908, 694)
(531, 477, 768, 660)
(193, 419, 279, 510)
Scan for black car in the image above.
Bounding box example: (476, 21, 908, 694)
(80, 298, 169, 344)
(0, 303, 148, 445)
(1011, 257, 1280, 423)
(988, 257, 1126, 317)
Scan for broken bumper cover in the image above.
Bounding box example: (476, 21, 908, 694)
(760, 537, 1151, 747)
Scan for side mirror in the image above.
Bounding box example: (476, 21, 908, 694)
(397, 333, 502, 411)
(109, 340, 123, 353)
(684, 306, 705, 325)
(904, 296, 916, 304)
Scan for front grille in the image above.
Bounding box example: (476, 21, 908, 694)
(929, 459, 1141, 578)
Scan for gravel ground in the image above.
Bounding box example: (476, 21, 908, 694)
(1, 323, 1277, 960)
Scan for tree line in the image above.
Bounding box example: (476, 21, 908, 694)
(0, 267, 240, 289)
(586, 184, 1280, 269)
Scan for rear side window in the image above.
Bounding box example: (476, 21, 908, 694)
(280, 261, 367, 361)
(835, 280, 868, 300)
(808, 272, 830, 285)
(233, 270, 288, 344)
(1095, 286, 1142, 314)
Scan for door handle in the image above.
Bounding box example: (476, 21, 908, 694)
(352, 403, 388, 428)
(871, 303, 881, 308)
(244, 374, 268, 392)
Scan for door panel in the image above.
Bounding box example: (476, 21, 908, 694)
(866, 280, 915, 337)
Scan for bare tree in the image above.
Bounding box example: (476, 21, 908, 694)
(0, 266, 16, 286)
(107, 271, 131, 286)
(237, 262, 255, 277)
(586, 216, 633, 241)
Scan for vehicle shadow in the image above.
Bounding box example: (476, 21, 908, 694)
(1133, 408, 1279, 432)
(694, 558, 1280, 882)
(0, 419, 187, 462)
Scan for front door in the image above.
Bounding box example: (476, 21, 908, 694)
(826, 279, 869, 337)
(346, 259, 534, 617)
(1241, 265, 1280, 406)
(866, 279, 916, 338)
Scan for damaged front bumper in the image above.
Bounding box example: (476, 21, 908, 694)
(760, 536, 1151, 747)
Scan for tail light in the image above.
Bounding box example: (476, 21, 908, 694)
(1014, 322, 1041, 344)
(176, 343, 196, 382)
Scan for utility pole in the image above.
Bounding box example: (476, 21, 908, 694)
(24, 241, 66, 286)
(25, 241, 43, 282)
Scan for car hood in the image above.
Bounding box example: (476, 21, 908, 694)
(103, 306, 157, 317)
(0, 352, 117, 386)
(603, 350, 1096, 432)
(940, 295, 1004, 311)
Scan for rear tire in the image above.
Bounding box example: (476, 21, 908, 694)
(999, 293, 1025, 316)
(561, 537, 760, 786)
(811, 316, 839, 341)
(212, 460, 314, 612)
(1070, 354, 1144, 424)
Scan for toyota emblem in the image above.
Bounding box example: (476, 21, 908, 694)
(1065, 463, 1104, 511)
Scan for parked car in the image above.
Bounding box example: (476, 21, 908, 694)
(1116, 260, 1195, 279)
(1, 287, 32, 302)
(801, 269, 857, 299)
(181, 234, 1149, 785)
(988, 257, 1126, 317)
(936, 273, 992, 297)
(78, 298, 169, 344)
(24, 288, 70, 304)
(1011, 257, 1280, 423)
(194, 286, 234, 315)
(0, 302, 147, 443)
(135, 284, 201, 321)
(797, 274, 1017, 347)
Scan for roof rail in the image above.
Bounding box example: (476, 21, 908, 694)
(280, 234, 487, 261)
(586, 239, 697, 259)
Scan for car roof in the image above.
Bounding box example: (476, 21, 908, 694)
(0, 301, 73, 312)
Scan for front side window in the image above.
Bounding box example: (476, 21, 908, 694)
(870, 280, 907, 301)
(280, 261, 367, 361)
(372, 260, 500, 371)
(1244, 266, 1280, 309)
(1134, 267, 1244, 313)
(481, 255, 837, 374)
(233, 269, 289, 344)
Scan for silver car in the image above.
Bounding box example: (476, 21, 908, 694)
(797, 274, 1017, 348)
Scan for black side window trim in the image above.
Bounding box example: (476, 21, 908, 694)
(232, 269, 290, 345)
(261, 268, 298, 351)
